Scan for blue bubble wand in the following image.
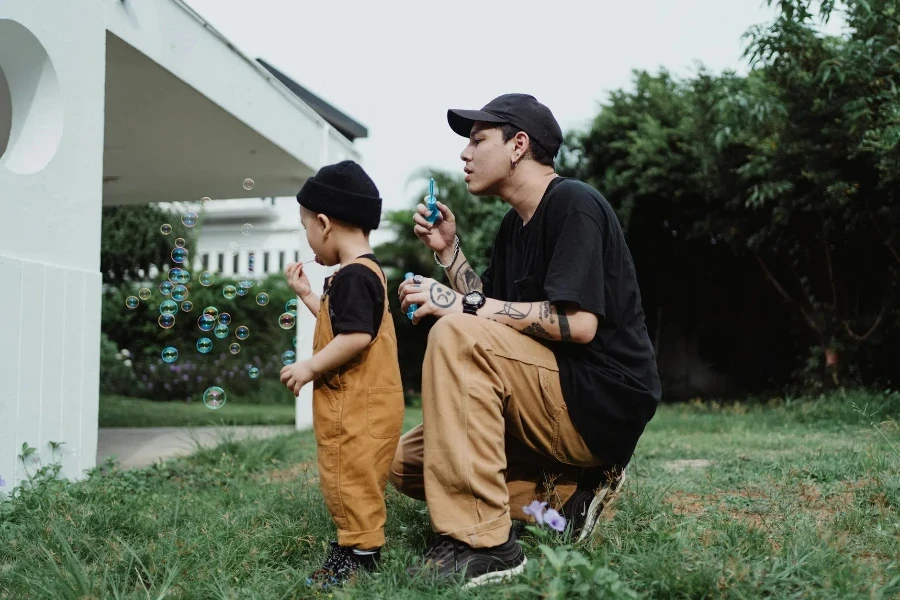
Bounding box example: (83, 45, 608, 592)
(405, 272, 417, 320)
(424, 178, 439, 224)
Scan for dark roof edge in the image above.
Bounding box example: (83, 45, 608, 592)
(257, 58, 368, 141)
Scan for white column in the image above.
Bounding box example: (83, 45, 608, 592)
(0, 2, 106, 488)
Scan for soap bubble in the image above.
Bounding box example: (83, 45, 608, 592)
(175, 270, 191, 284)
(175, 237, 186, 248)
(249, 367, 260, 379)
(236, 284, 249, 297)
(160, 224, 172, 235)
(159, 300, 178, 315)
(256, 293, 269, 306)
(181, 301, 194, 312)
(285, 299, 298, 316)
(172, 285, 188, 302)
(228, 242, 240, 256)
(214, 324, 229, 339)
(203, 386, 226, 410)
(229, 343, 241, 355)
(158, 314, 175, 329)
(197, 314, 216, 332)
(125, 296, 139, 309)
(159, 281, 174, 296)
(282, 350, 296, 365)
(217, 312, 231, 325)
(138, 288, 151, 300)
(171, 247, 188, 264)
(182, 211, 198, 227)
(199, 271, 215, 286)
(196, 338, 213, 353)
(239, 279, 255, 289)
(235, 325, 250, 340)
(292, 336, 299, 347)
(168, 268, 184, 283)
(203, 306, 219, 319)
(161, 347, 178, 363)
(248, 254, 255, 273)
(201, 196, 211, 204)
(241, 223, 254, 236)
(279, 313, 296, 329)
(223, 285, 237, 299)
(242, 178, 255, 190)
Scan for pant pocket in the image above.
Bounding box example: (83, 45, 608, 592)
(367, 385, 405, 439)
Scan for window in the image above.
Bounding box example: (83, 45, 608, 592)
(279, 251, 285, 271)
(202, 254, 209, 269)
(217, 253, 224, 273)
(263, 252, 270, 273)
(233, 253, 239, 275)
(294, 251, 299, 263)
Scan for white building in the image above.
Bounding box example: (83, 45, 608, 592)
(0, 0, 365, 488)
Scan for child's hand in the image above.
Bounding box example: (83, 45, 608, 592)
(285, 262, 312, 298)
(280, 360, 316, 395)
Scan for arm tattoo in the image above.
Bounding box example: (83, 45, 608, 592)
(521, 321, 553, 340)
(452, 260, 483, 294)
(558, 309, 572, 342)
(494, 302, 531, 320)
(539, 301, 555, 324)
(429, 283, 457, 308)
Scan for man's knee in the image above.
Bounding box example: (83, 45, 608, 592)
(427, 313, 479, 346)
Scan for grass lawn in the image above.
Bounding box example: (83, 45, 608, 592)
(2, 390, 899, 598)
(99, 394, 297, 427)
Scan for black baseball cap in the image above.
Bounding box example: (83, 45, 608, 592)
(447, 93, 563, 158)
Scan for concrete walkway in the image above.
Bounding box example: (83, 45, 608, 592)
(97, 426, 295, 469)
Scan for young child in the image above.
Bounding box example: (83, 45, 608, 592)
(280, 160, 405, 587)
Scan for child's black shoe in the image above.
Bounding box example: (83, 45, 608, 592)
(305, 541, 380, 588)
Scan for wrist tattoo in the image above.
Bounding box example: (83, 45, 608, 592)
(539, 301, 555, 324)
(429, 283, 457, 308)
(495, 301, 531, 320)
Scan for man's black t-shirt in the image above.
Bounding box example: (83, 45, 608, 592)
(323, 254, 385, 337)
(481, 177, 661, 466)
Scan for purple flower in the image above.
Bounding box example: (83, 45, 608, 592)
(544, 508, 566, 532)
(196, 376, 203, 382)
(147, 383, 154, 390)
(0, 474, 6, 487)
(182, 374, 189, 381)
(523, 500, 548, 525)
(149, 364, 157, 372)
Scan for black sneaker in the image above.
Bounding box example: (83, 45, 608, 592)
(407, 529, 527, 589)
(305, 541, 380, 588)
(561, 467, 626, 542)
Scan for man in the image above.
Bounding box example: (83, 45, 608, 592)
(394, 93, 661, 588)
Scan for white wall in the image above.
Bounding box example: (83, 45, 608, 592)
(0, 1, 106, 489)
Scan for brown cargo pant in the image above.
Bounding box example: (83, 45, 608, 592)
(389, 313, 604, 548)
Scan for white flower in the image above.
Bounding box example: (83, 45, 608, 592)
(115, 352, 123, 360)
(123, 359, 133, 368)
(121, 349, 131, 358)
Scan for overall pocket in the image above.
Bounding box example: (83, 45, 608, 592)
(367, 385, 405, 439)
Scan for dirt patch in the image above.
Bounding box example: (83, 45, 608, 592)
(666, 492, 707, 516)
(259, 461, 314, 483)
(664, 459, 712, 473)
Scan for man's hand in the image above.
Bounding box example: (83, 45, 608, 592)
(399, 276, 462, 325)
(284, 262, 312, 299)
(280, 360, 316, 395)
(413, 198, 457, 257)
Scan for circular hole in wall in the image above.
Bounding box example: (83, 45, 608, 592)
(0, 19, 64, 175)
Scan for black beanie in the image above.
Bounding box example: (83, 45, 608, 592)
(296, 160, 382, 230)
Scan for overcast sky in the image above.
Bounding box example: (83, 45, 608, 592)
(183, 0, 834, 241)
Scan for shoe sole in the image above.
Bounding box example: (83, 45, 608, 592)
(575, 469, 627, 543)
(461, 556, 528, 589)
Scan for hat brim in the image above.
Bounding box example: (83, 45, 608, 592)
(447, 109, 508, 138)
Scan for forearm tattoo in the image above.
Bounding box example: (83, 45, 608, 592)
(558, 310, 572, 342)
(494, 302, 531, 320)
(539, 301, 555, 324)
(429, 283, 457, 308)
(449, 260, 483, 294)
(521, 322, 553, 340)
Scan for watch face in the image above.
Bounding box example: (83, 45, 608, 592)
(464, 292, 480, 305)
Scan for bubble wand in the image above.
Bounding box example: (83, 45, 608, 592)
(405, 272, 417, 320)
(424, 178, 439, 224)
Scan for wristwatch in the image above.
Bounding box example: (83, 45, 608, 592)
(462, 291, 486, 316)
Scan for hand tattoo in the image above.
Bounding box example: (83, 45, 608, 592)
(429, 283, 457, 308)
(495, 302, 531, 320)
(521, 322, 553, 340)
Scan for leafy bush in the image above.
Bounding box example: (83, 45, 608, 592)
(98, 333, 138, 396)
